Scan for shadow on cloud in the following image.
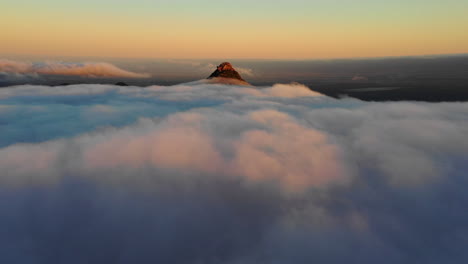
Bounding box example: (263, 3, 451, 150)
(0, 82, 468, 263)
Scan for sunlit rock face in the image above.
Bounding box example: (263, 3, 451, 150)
(207, 62, 250, 85)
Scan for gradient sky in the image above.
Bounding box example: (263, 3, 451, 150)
(2, 0, 468, 59)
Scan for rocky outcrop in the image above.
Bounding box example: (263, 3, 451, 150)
(207, 62, 249, 85)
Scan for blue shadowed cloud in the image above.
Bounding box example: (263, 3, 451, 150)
(0, 82, 468, 263)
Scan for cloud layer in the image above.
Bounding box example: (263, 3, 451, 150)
(1, 82, 468, 263)
(0, 59, 150, 79)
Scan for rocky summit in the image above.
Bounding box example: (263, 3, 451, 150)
(207, 62, 249, 85)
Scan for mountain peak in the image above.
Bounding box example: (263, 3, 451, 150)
(207, 62, 248, 84)
(216, 62, 235, 71)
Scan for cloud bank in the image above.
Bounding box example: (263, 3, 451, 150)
(1, 82, 468, 263)
(0, 59, 150, 79)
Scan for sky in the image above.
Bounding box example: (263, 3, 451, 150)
(2, 0, 468, 59)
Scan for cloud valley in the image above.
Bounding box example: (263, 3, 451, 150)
(1, 82, 468, 263)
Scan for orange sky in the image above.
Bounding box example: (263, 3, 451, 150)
(2, 0, 468, 59)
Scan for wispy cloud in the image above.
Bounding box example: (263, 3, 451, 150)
(167, 59, 255, 77)
(0, 59, 150, 79)
(351, 75, 368, 81)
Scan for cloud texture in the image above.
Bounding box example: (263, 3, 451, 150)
(1, 82, 468, 263)
(0, 59, 150, 79)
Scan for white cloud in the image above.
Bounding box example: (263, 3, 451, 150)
(0, 59, 150, 79)
(0, 82, 467, 263)
(167, 60, 255, 77)
(235, 66, 254, 77)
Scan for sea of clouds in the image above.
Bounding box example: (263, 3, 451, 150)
(1, 81, 468, 263)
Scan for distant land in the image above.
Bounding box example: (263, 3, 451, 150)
(1, 55, 468, 102)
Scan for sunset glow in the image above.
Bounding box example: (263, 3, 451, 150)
(2, 0, 468, 59)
